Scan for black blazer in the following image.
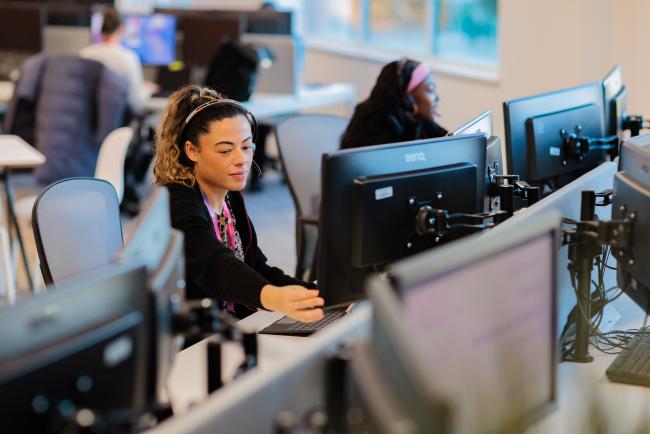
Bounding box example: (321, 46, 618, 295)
(167, 182, 313, 310)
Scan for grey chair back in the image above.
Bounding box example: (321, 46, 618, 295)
(275, 114, 349, 279)
(32, 177, 123, 285)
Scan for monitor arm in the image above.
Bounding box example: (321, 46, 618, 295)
(414, 205, 507, 240)
(490, 174, 541, 217)
(561, 189, 635, 363)
(623, 115, 647, 137)
(174, 299, 258, 394)
(561, 125, 619, 160)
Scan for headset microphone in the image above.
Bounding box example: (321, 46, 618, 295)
(251, 160, 263, 176)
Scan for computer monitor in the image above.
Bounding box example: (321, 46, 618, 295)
(318, 134, 487, 307)
(181, 15, 242, 66)
(503, 82, 607, 185)
(244, 10, 292, 35)
(486, 161, 618, 339)
(612, 134, 650, 311)
(0, 3, 42, 52)
(602, 65, 628, 138)
(117, 186, 185, 408)
(91, 13, 177, 66)
(241, 34, 299, 94)
(0, 262, 150, 433)
(362, 211, 559, 434)
(449, 110, 505, 207)
(451, 109, 493, 138)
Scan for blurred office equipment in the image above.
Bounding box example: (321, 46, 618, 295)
(356, 211, 559, 434)
(91, 12, 177, 66)
(0, 262, 150, 434)
(241, 34, 300, 95)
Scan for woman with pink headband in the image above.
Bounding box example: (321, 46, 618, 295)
(341, 58, 446, 149)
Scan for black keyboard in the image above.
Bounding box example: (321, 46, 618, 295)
(606, 333, 650, 387)
(259, 307, 348, 336)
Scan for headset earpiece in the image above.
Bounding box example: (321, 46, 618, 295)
(396, 58, 415, 113)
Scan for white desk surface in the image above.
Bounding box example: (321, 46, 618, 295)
(0, 135, 45, 169)
(165, 310, 309, 415)
(145, 83, 356, 119)
(527, 295, 650, 434)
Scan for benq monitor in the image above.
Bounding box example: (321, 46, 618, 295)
(318, 134, 487, 306)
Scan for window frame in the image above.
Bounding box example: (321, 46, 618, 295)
(301, 0, 500, 82)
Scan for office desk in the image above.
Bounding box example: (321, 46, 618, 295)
(165, 310, 315, 415)
(145, 83, 357, 119)
(155, 305, 371, 433)
(527, 295, 650, 434)
(0, 135, 44, 293)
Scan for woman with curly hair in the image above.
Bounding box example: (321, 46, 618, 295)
(341, 58, 447, 150)
(153, 85, 324, 322)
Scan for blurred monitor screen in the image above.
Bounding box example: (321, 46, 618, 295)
(92, 13, 177, 66)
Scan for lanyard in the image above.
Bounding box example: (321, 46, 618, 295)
(200, 188, 237, 252)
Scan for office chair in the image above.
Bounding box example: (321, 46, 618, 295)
(11, 127, 132, 289)
(274, 114, 348, 280)
(32, 178, 123, 285)
(94, 126, 134, 204)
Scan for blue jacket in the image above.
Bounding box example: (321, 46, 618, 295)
(3, 53, 129, 184)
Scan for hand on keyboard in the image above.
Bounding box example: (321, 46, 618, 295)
(260, 284, 325, 323)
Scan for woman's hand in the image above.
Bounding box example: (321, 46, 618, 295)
(260, 284, 325, 323)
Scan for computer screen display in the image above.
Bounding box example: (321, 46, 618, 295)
(503, 82, 606, 184)
(402, 233, 555, 433)
(365, 211, 559, 434)
(318, 134, 486, 307)
(92, 13, 177, 66)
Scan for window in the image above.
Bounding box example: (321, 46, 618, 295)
(304, 0, 498, 66)
(368, 0, 427, 54)
(306, 0, 362, 42)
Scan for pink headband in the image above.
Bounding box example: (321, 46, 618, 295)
(406, 63, 430, 93)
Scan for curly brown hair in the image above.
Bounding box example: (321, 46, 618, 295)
(153, 84, 250, 188)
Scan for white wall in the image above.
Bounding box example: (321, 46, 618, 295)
(302, 0, 650, 140)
